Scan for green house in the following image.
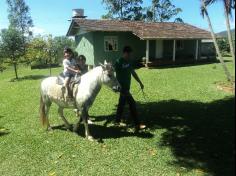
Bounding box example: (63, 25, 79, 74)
(67, 19, 215, 67)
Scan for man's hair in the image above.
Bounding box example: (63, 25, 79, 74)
(123, 46, 133, 53)
(78, 55, 86, 61)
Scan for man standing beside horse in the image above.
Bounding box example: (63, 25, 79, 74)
(115, 46, 146, 131)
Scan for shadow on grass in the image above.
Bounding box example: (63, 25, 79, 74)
(10, 75, 48, 82)
(147, 59, 232, 70)
(0, 130, 10, 137)
(52, 124, 153, 142)
(90, 97, 235, 175)
(0, 126, 10, 137)
(0, 116, 10, 137)
(135, 97, 234, 176)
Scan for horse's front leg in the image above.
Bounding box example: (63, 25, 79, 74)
(74, 108, 94, 141)
(58, 107, 71, 130)
(73, 109, 82, 133)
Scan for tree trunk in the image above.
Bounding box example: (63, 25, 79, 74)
(13, 62, 18, 79)
(224, 6, 235, 64)
(120, 0, 123, 19)
(202, 0, 233, 82)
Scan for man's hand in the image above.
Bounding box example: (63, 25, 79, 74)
(76, 70, 81, 74)
(132, 70, 144, 90)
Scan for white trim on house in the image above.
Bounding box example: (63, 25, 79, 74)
(104, 36, 118, 52)
(195, 40, 199, 60)
(173, 40, 176, 62)
(146, 40, 150, 64)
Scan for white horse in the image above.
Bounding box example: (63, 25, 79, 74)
(40, 61, 120, 141)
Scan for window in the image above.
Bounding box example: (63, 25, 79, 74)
(104, 36, 118, 52)
(176, 40, 184, 50)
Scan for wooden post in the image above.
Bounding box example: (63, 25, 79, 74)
(173, 40, 176, 62)
(195, 40, 199, 61)
(146, 40, 150, 65)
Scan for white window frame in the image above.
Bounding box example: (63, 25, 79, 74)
(104, 36, 118, 52)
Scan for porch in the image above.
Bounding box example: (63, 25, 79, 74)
(143, 39, 216, 67)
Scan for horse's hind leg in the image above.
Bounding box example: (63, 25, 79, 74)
(45, 103, 52, 131)
(58, 107, 71, 130)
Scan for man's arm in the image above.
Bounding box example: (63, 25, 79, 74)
(131, 70, 144, 89)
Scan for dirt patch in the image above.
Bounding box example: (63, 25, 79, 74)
(216, 81, 235, 94)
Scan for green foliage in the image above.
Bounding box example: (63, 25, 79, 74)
(0, 28, 24, 60)
(102, 0, 144, 20)
(102, 0, 183, 22)
(6, 0, 33, 34)
(217, 38, 230, 53)
(204, 0, 235, 15)
(6, 0, 33, 67)
(0, 27, 24, 78)
(144, 0, 183, 22)
(25, 35, 76, 68)
(25, 36, 48, 65)
(217, 38, 235, 56)
(0, 57, 6, 72)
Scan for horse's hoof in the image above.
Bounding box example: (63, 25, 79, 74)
(88, 119, 94, 125)
(87, 136, 95, 142)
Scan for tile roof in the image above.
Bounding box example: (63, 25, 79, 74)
(67, 19, 212, 39)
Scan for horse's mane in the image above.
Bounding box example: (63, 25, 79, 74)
(81, 66, 102, 79)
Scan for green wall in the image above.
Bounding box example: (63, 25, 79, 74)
(75, 32, 95, 65)
(93, 32, 146, 65)
(75, 31, 210, 66)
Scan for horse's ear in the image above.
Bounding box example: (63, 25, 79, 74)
(99, 62, 106, 70)
(104, 60, 108, 65)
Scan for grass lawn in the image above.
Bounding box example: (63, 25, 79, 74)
(0, 60, 235, 176)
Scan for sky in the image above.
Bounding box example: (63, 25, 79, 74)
(0, 0, 235, 36)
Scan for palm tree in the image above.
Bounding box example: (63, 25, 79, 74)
(205, 0, 235, 64)
(201, 0, 233, 82)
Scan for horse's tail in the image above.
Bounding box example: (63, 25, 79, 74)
(39, 95, 46, 126)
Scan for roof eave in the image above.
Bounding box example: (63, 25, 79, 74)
(66, 20, 76, 36)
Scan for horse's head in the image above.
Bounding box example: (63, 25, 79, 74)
(100, 60, 120, 92)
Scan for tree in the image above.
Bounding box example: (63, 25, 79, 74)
(218, 38, 231, 54)
(145, 0, 183, 22)
(102, 0, 144, 20)
(25, 35, 75, 74)
(25, 36, 48, 65)
(201, 0, 233, 82)
(204, 0, 235, 64)
(6, 0, 33, 61)
(6, 0, 33, 35)
(0, 27, 24, 79)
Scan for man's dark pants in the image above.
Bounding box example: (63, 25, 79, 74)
(116, 90, 140, 125)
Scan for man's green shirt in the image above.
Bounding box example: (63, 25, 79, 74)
(115, 58, 133, 91)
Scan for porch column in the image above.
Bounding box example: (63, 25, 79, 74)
(146, 40, 150, 65)
(173, 40, 176, 62)
(195, 40, 199, 61)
